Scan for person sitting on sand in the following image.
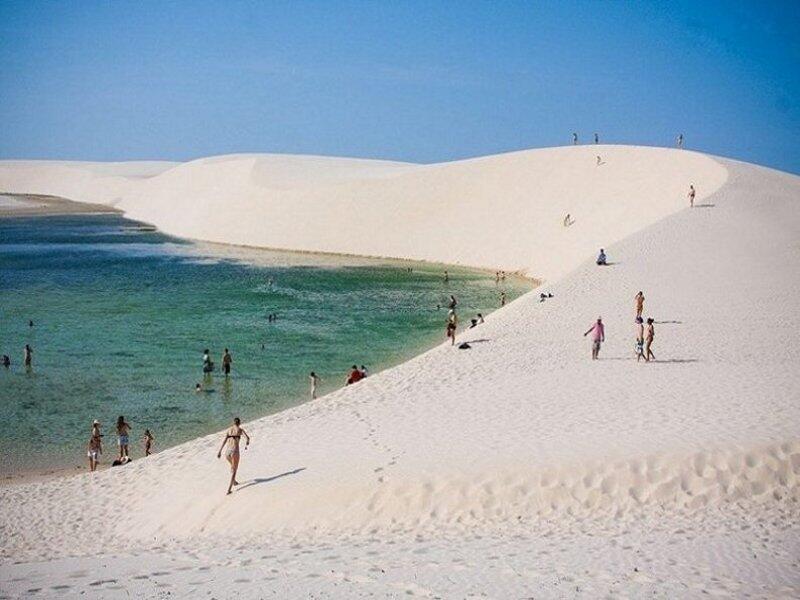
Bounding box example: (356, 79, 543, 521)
(469, 318, 478, 329)
(116, 415, 132, 461)
(477, 313, 484, 324)
(360, 365, 368, 378)
(563, 214, 573, 227)
(346, 365, 364, 386)
(583, 317, 605, 360)
(644, 318, 656, 362)
(635, 317, 645, 362)
(216, 417, 250, 495)
(635, 291, 645, 319)
(309, 371, 321, 399)
(596, 249, 607, 266)
(87, 432, 102, 472)
(143, 429, 154, 456)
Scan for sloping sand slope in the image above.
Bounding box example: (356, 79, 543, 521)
(1, 146, 727, 282)
(1, 149, 798, 597)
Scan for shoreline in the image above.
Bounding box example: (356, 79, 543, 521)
(0, 192, 121, 218)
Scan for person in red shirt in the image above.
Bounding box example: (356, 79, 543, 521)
(346, 365, 364, 385)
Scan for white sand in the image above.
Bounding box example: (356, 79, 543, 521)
(1, 147, 799, 598)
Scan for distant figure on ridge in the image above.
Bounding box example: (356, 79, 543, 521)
(143, 429, 154, 456)
(23, 344, 32, 368)
(216, 417, 250, 495)
(222, 348, 233, 377)
(346, 365, 364, 386)
(635, 317, 645, 362)
(635, 291, 645, 318)
(644, 318, 656, 362)
(594, 132, 599, 144)
(583, 317, 605, 360)
(688, 184, 696, 208)
(572, 132, 578, 145)
(596, 249, 607, 266)
(677, 133, 684, 148)
(309, 371, 321, 399)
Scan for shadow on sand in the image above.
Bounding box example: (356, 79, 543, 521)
(237, 467, 306, 491)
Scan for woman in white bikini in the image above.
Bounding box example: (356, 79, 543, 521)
(216, 417, 250, 495)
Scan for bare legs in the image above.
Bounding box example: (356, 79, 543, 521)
(645, 341, 655, 362)
(225, 452, 240, 495)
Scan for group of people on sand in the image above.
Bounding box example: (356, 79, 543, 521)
(582, 291, 656, 362)
(86, 415, 154, 472)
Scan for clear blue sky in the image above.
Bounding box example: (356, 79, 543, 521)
(1, 1, 798, 173)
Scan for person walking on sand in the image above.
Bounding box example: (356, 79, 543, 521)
(360, 365, 368, 378)
(116, 415, 132, 461)
(222, 348, 232, 377)
(677, 133, 684, 149)
(216, 417, 250, 495)
(688, 184, 696, 208)
(635, 291, 645, 319)
(583, 317, 605, 360)
(309, 371, 321, 399)
(572, 132, 578, 145)
(635, 317, 645, 362)
(143, 429, 154, 456)
(23, 344, 32, 368)
(594, 132, 599, 144)
(87, 431, 102, 472)
(446, 320, 457, 345)
(596, 249, 607, 266)
(644, 318, 656, 362)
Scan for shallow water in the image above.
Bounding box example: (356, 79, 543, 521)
(0, 214, 529, 477)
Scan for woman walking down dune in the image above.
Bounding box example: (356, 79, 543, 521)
(635, 291, 645, 319)
(583, 317, 605, 360)
(217, 417, 250, 495)
(688, 184, 696, 208)
(644, 318, 656, 362)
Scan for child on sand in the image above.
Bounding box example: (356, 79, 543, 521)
(635, 291, 645, 318)
(596, 249, 607, 265)
(346, 365, 364, 385)
(143, 429, 154, 456)
(583, 317, 605, 360)
(635, 317, 645, 362)
(87, 432, 102, 472)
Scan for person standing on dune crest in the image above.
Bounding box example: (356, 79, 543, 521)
(572, 132, 578, 145)
(584, 317, 605, 360)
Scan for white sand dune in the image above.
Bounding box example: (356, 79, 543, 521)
(1, 147, 799, 598)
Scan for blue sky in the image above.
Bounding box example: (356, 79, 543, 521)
(1, 1, 798, 173)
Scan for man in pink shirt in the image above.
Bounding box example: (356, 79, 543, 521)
(583, 317, 605, 360)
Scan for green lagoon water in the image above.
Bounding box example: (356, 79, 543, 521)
(0, 214, 530, 477)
